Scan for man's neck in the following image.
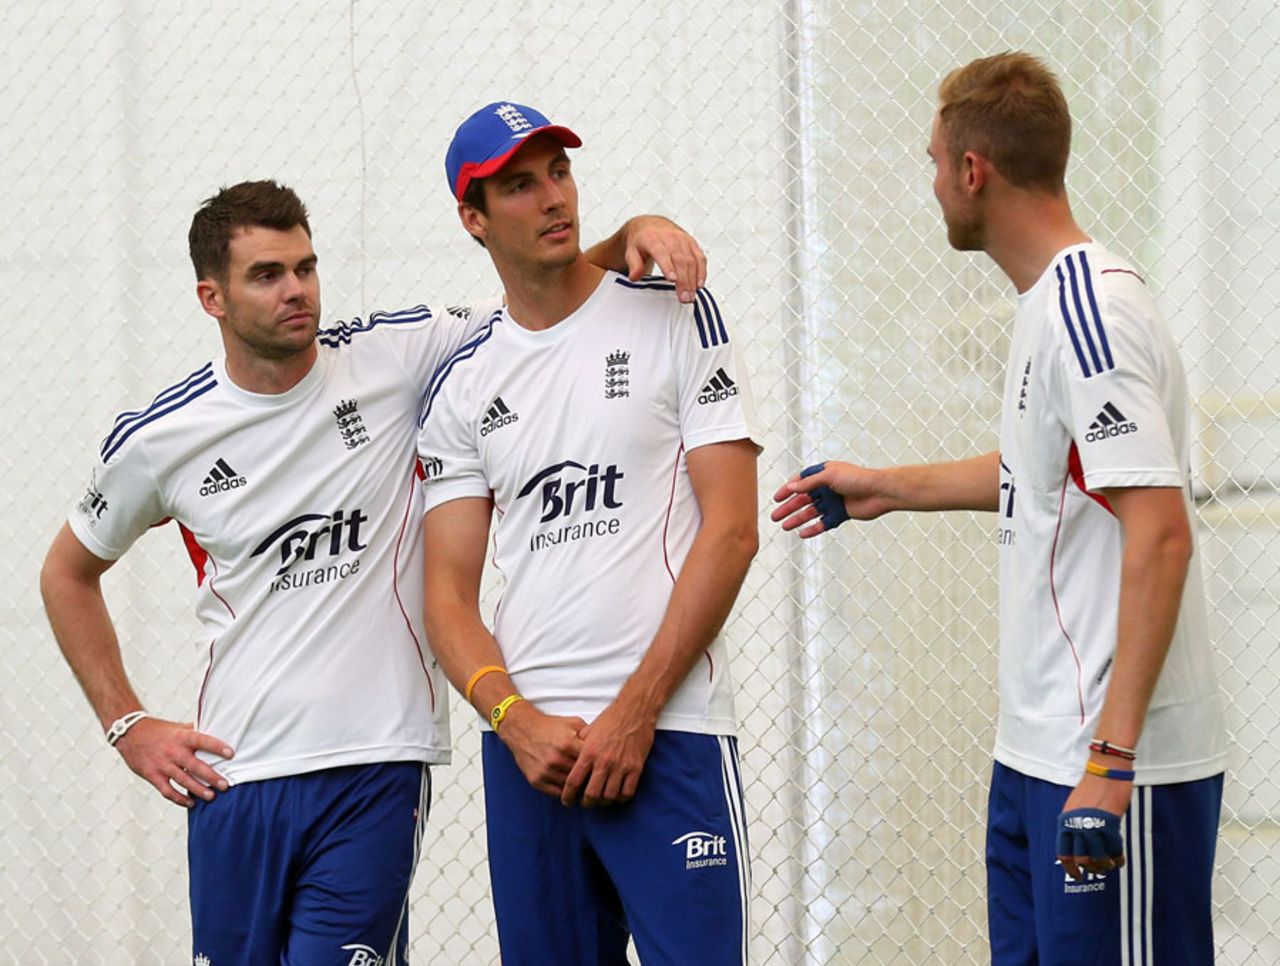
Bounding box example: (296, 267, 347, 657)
(223, 344, 318, 395)
(498, 255, 606, 331)
(983, 191, 1091, 294)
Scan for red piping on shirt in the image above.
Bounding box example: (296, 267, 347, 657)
(1101, 268, 1145, 285)
(1049, 472, 1087, 724)
(394, 466, 436, 711)
(178, 523, 234, 724)
(1067, 444, 1115, 516)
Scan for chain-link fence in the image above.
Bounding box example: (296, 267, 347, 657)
(2, 1, 1277, 962)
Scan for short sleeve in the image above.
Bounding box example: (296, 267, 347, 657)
(672, 287, 762, 454)
(417, 375, 491, 514)
(1051, 275, 1183, 490)
(67, 439, 166, 561)
(339, 296, 504, 389)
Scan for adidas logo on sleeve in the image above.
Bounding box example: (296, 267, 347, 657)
(480, 396, 519, 437)
(199, 458, 248, 496)
(697, 368, 739, 405)
(1084, 402, 1138, 442)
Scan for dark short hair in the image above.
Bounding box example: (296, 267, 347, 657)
(938, 51, 1072, 193)
(188, 180, 311, 281)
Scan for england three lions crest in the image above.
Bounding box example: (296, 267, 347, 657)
(605, 350, 630, 399)
(334, 399, 371, 450)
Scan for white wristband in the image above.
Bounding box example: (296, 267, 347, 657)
(105, 710, 149, 747)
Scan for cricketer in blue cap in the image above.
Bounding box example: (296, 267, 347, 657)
(446, 102, 582, 202)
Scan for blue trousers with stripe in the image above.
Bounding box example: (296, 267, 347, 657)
(482, 729, 751, 965)
(187, 761, 430, 965)
(986, 760, 1222, 965)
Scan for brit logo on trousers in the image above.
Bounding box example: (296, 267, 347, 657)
(341, 944, 384, 966)
(672, 830, 728, 870)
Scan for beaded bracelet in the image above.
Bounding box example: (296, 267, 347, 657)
(1089, 739, 1137, 761)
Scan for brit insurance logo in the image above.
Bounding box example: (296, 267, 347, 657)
(1085, 401, 1138, 443)
(1017, 359, 1031, 415)
(199, 458, 247, 497)
(672, 830, 728, 870)
(420, 455, 443, 481)
(516, 459, 624, 553)
(250, 508, 368, 593)
(996, 458, 1016, 547)
(605, 350, 630, 399)
(697, 367, 739, 405)
(341, 944, 384, 966)
(1054, 858, 1108, 895)
(480, 396, 519, 436)
(334, 398, 371, 450)
(76, 471, 108, 527)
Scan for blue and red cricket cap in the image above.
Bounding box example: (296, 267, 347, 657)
(446, 102, 582, 202)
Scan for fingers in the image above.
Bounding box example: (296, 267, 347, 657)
(771, 470, 829, 506)
(667, 237, 706, 305)
(644, 235, 706, 305)
(770, 499, 824, 535)
(769, 490, 814, 522)
(187, 729, 235, 760)
(148, 773, 196, 808)
(624, 246, 648, 282)
(118, 720, 234, 806)
(560, 757, 590, 807)
(1059, 850, 1126, 881)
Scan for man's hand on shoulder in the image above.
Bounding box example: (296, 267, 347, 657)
(619, 215, 707, 305)
(114, 717, 233, 808)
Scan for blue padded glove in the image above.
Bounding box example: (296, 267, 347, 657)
(1056, 807, 1124, 862)
(800, 463, 851, 532)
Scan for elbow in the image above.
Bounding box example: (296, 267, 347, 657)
(728, 519, 759, 569)
(1147, 518, 1194, 577)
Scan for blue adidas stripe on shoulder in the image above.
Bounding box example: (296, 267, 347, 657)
(614, 275, 677, 292)
(418, 309, 503, 429)
(318, 304, 435, 348)
(693, 288, 729, 349)
(614, 276, 730, 350)
(100, 363, 218, 461)
(1056, 252, 1115, 379)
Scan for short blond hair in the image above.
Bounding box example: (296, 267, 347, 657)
(938, 52, 1071, 192)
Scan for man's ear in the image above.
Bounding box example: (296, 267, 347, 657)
(196, 278, 226, 321)
(962, 150, 989, 195)
(458, 202, 488, 244)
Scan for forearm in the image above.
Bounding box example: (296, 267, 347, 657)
(1092, 524, 1191, 749)
(612, 519, 758, 723)
(880, 450, 1001, 513)
(423, 596, 518, 717)
(583, 221, 631, 274)
(40, 558, 140, 729)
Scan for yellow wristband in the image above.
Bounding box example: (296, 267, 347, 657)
(490, 694, 524, 732)
(465, 664, 506, 703)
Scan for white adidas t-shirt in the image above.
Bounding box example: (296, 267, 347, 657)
(418, 273, 760, 735)
(68, 301, 496, 784)
(995, 243, 1227, 786)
